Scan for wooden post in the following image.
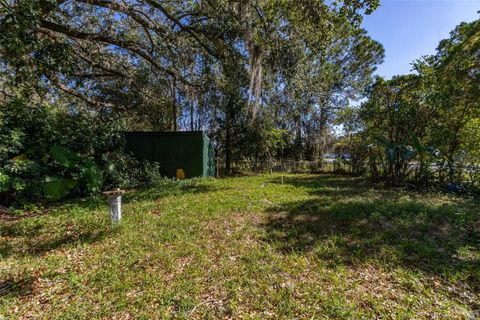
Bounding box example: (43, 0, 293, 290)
(102, 189, 125, 222)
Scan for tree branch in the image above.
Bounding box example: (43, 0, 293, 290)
(40, 19, 179, 79)
(143, 0, 220, 59)
(76, 0, 168, 39)
(45, 73, 114, 108)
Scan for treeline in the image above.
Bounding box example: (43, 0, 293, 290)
(1, 0, 383, 204)
(2, 1, 477, 205)
(335, 19, 480, 188)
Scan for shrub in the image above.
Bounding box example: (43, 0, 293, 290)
(0, 96, 126, 205)
(113, 158, 164, 190)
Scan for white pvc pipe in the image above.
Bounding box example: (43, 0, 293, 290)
(108, 195, 122, 222)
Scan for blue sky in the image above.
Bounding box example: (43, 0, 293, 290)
(362, 0, 480, 79)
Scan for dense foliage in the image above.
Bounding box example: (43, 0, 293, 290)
(0, 97, 125, 204)
(2, 0, 478, 203)
(1, 0, 383, 164)
(337, 19, 480, 187)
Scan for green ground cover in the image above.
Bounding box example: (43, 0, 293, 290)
(1, 174, 479, 319)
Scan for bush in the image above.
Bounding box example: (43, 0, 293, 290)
(0, 96, 126, 205)
(113, 157, 164, 189)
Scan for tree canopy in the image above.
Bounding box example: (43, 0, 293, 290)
(340, 19, 480, 185)
(1, 0, 383, 167)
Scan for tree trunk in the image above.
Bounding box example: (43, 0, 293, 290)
(225, 107, 232, 174)
(248, 46, 263, 119)
(295, 113, 302, 160)
(190, 101, 194, 131)
(172, 78, 177, 131)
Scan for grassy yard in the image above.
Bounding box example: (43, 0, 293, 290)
(1, 174, 479, 319)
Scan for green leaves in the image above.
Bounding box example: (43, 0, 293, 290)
(375, 135, 439, 165)
(0, 97, 126, 204)
(82, 160, 104, 193)
(50, 145, 79, 168)
(42, 146, 106, 199)
(43, 176, 76, 200)
(0, 172, 11, 192)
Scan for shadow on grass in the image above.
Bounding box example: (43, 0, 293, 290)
(0, 179, 219, 260)
(0, 276, 36, 299)
(264, 174, 480, 288)
(24, 178, 221, 213)
(0, 224, 113, 259)
(123, 179, 220, 204)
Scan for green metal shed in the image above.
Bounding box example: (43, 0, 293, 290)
(124, 131, 215, 178)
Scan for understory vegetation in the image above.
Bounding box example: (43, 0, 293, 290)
(336, 19, 480, 187)
(0, 97, 169, 206)
(1, 174, 479, 318)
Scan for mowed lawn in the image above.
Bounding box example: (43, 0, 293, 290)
(1, 174, 479, 319)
